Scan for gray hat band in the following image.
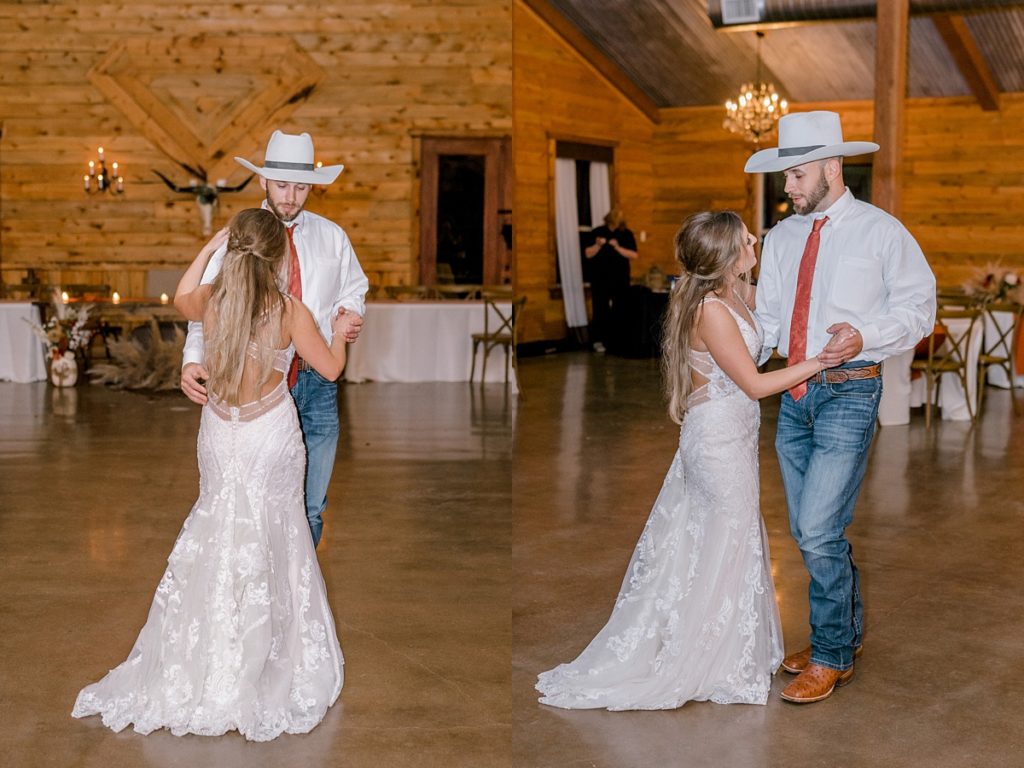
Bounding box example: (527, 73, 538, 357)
(779, 144, 826, 158)
(264, 160, 316, 171)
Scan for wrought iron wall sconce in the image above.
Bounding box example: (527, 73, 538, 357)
(83, 146, 124, 194)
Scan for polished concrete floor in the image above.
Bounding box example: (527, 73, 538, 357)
(0, 380, 512, 768)
(514, 352, 1024, 768)
(4, 354, 1023, 767)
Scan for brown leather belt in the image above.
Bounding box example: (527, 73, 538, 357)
(812, 363, 882, 385)
(296, 357, 314, 372)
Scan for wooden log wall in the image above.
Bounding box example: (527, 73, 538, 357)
(0, 1, 512, 298)
(513, 0, 655, 344)
(514, 3, 1024, 345)
(653, 98, 1024, 291)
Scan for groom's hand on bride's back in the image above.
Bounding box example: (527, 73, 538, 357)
(181, 363, 209, 405)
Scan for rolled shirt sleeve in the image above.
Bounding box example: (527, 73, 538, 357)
(181, 243, 227, 368)
(855, 222, 936, 358)
(328, 228, 369, 323)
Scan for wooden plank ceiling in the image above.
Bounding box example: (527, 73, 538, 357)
(541, 0, 1024, 108)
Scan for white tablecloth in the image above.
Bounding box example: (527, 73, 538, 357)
(343, 301, 518, 389)
(0, 302, 47, 383)
(878, 317, 983, 425)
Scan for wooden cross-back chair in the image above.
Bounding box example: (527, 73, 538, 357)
(977, 300, 1023, 416)
(910, 306, 982, 427)
(470, 291, 526, 386)
(434, 284, 482, 300)
(384, 285, 433, 301)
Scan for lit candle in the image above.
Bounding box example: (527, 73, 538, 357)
(112, 161, 118, 174)
(88, 160, 95, 176)
(117, 176, 124, 193)
(160, 293, 169, 305)
(83, 175, 90, 192)
(111, 291, 121, 304)
(316, 161, 323, 169)
(61, 291, 69, 304)
(98, 146, 104, 158)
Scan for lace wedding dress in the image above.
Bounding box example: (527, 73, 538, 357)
(537, 297, 783, 709)
(73, 344, 344, 741)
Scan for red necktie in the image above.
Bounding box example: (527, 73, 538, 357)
(286, 224, 302, 389)
(787, 216, 828, 401)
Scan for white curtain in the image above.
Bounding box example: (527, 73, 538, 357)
(589, 161, 611, 228)
(555, 158, 588, 328)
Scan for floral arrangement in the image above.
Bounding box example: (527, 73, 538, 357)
(962, 263, 1024, 305)
(88, 319, 185, 392)
(24, 289, 95, 362)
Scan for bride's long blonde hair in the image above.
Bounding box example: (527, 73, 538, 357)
(204, 208, 288, 406)
(662, 211, 748, 424)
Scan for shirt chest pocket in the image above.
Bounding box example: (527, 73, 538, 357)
(830, 256, 883, 313)
(308, 252, 342, 288)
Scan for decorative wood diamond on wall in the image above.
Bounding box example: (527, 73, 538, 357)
(89, 36, 324, 181)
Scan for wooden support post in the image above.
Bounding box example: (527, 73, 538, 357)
(873, 0, 909, 217)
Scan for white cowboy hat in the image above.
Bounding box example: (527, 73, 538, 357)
(234, 130, 343, 185)
(744, 111, 879, 174)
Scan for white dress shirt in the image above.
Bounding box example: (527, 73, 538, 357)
(755, 188, 936, 363)
(182, 205, 369, 367)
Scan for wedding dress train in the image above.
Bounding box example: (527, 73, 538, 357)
(537, 298, 782, 710)
(73, 346, 343, 741)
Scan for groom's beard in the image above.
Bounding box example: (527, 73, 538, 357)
(266, 192, 304, 224)
(791, 172, 830, 216)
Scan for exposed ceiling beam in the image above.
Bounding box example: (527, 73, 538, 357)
(933, 14, 1001, 110)
(520, 0, 662, 124)
(709, 0, 1024, 31)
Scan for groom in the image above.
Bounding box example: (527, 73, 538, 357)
(180, 130, 369, 549)
(747, 111, 935, 703)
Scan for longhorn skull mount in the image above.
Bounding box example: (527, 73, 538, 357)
(153, 160, 255, 235)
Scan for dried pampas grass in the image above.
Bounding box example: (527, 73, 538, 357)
(88, 319, 185, 391)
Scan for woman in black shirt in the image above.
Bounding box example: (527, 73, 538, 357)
(584, 208, 638, 352)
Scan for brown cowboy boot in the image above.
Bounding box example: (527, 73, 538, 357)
(781, 644, 863, 675)
(780, 663, 855, 704)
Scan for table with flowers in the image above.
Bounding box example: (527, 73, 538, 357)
(877, 265, 1023, 425)
(960, 265, 1024, 390)
(14, 295, 95, 386)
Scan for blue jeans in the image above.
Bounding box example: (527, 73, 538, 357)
(775, 361, 881, 671)
(291, 368, 340, 549)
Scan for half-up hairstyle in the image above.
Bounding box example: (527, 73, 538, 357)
(204, 208, 288, 406)
(662, 210, 748, 424)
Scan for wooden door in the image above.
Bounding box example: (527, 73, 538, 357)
(419, 137, 511, 287)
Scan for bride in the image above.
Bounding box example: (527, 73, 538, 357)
(73, 208, 353, 740)
(537, 211, 832, 710)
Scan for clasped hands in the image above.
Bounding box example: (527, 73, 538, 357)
(331, 307, 362, 340)
(816, 322, 863, 369)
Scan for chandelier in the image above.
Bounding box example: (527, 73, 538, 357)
(723, 32, 789, 145)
